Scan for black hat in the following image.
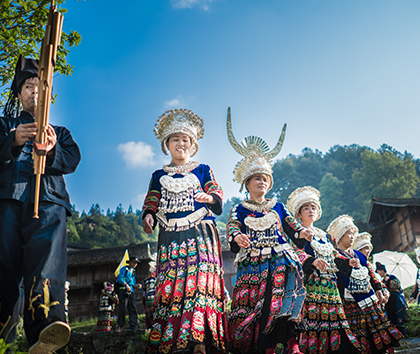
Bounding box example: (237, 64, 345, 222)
(126, 256, 140, 264)
(11, 55, 39, 95)
(375, 262, 387, 272)
(3, 55, 39, 118)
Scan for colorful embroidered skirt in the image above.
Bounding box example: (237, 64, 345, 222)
(299, 275, 361, 354)
(146, 220, 228, 354)
(343, 299, 403, 353)
(96, 309, 113, 332)
(145, 303, 155, 329)
(228, 251, 306, 354)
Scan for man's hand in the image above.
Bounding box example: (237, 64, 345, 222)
(409, 297, 415, 304)
(142, 214, 154, 234)
(313, 258, 329, 271)
(234, 233, 250, 248)
(125, 284, 131, 291)
(11, 122, 37, 148)
(194, 192, 215, 204)
(46, 124, 57, 156)
(300, 227, 314, 241)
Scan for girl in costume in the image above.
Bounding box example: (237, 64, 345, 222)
(96, 282, 118, 332)
(330, 215, 403, 354)
(142, 109, 227, 354)
(285, 187, 361, 354)
(225, 108, 312, 354)
(352, 233, 390, 308)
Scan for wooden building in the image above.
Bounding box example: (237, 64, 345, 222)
(66, 236, 236, 320)
(366, 196, 420, 253)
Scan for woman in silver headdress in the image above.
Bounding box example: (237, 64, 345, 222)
(225, 108, 313, 354)
(142, 109, 227, 354)
(286, 187, 362, 354)
(330, 216, 403, 354)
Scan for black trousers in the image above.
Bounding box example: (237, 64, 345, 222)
(0, 199, 67, 345)
(117, 287, 138, 329)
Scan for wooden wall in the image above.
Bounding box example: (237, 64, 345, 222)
(67, 253, 237, 321)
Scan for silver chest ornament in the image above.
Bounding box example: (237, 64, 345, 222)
(159, 173, 200, 214)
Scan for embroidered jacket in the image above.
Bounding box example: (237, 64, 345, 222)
(337, 249, 383, 309)
(142, 162, 223, 231)
(301, 227, 350, 278)
(226, 199, 305, 263)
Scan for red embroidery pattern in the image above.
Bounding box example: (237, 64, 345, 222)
(147, 230, 227, 354)
(204, 168, 223, 201)
(143, 190, 161, 214)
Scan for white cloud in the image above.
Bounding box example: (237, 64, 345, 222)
(171, 0, 213, 11)
(117, 141, 155, 168)
(164, 98, 182, 109)
(164, 95, 195, 109)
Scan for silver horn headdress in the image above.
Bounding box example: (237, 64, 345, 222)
(227, 107, 286, 192)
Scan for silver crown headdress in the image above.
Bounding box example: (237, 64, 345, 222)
(227, 107, 286, 192)
(154, 108, 204, 157)
(327, 214, 358, 244)
(286, 186, 322, 220)
(352, 232, 373, 253)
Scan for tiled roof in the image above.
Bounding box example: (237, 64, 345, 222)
(368, 196, 420, 224)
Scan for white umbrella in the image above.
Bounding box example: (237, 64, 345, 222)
(372, 250, 417, 289)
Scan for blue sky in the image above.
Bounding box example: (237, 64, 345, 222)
(33, 0, 420, 213)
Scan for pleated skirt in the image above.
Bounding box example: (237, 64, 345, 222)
(228, 251, 306, 354)
(299, 274, 361, 354)
(343, 299, 403, 353)
(146, 220, 228, 354)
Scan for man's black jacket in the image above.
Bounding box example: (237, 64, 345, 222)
(0, 111, 81, 215)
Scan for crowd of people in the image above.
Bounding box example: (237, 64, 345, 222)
(0, 55, 415, 354)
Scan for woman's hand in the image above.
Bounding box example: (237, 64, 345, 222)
(313, 259, 329, 271)
(409, 297, 415, 304)
(195, 192, 215, 204)
(376, 290, 385, 304)
(234, 233, 250, 248)
(300, 227, 314, 241)
(142, 214, 154, 234)
(349, 258, 360, 268)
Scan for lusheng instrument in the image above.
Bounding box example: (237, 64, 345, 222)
(33, 0, 63, 218)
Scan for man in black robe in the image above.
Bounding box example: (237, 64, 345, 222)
(0, 55, 81, 354)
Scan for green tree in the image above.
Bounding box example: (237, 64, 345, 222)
(318, 172, 345, 226)
(269, 148, 325, 203)
(217, 196, 243, 224)
(67, 203, 158, 248)
(0, 0, 82, 94)
(353, 148, 420, 218)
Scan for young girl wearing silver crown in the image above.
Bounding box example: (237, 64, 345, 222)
(330, 215, 403, 354)
(285, 187, 362, 354)
(142, 109, 227, 354)
(225, 109, 313, 354)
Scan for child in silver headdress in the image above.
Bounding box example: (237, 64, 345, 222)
(286, 187, 362, 354)
(331, 216, 403, 353)
(142, 109, 227, 354)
